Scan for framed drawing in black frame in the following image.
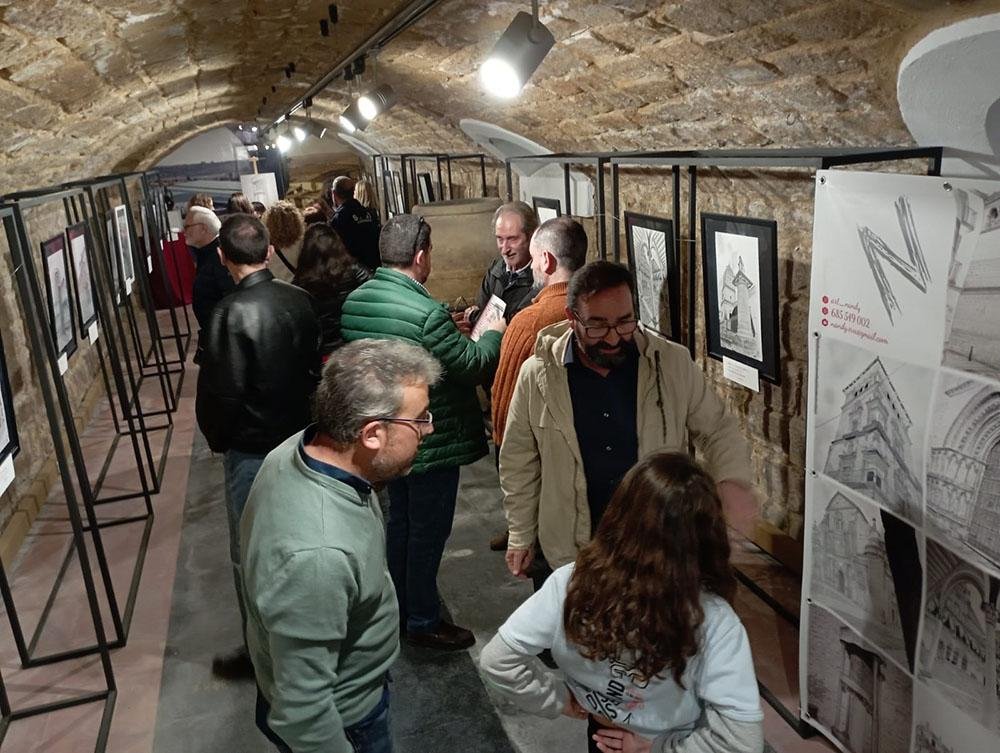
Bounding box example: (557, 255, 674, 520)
(701, 212, 780, 384)
(532, 196, 561, 223)
(114, 203, 136, 287)
(417, 172, 435, 204)
(391, 171, 405, 214)
(40, 233, 78, 360)
(624, 211, 680, 342)
(66, 222, 98, 338)
(0, 332, 19, 465)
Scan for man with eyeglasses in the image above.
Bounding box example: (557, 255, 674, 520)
(241, 338, 441, 753)
(501, 261, 756, 586)
(341, 214, 506, 651)
(183, 205, 236, 331)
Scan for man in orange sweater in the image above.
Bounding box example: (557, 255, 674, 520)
(488, 216, 588, 550)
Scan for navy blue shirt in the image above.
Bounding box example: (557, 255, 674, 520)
(298, 425, 373, 497)
(565, 341, 639, 530)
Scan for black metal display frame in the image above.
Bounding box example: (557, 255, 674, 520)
(0, 204, 117, 751)
(372, 152, 493, 220)
(1, 188, 156, 665)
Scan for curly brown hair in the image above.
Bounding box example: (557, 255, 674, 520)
(563, 452, 736, 686)
(263, 200, 305, 251)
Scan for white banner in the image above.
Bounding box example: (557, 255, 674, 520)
(801, 170, 1000, 753)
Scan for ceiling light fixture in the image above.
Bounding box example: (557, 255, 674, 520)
(357, 83, 397, 121)
(338, 100, 367, 133)
(480, 2, 554, 99)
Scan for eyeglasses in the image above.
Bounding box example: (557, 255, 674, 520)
(373, 410, 433, 431)
(571, 312, 638, 339)
(183, 221, 205, 232)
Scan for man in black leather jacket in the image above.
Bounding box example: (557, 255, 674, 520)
(195, 213, 321, 679)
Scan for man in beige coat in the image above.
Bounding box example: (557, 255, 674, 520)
(500, 261, 756, 581)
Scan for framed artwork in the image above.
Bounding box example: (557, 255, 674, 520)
(0, 332, 19, 465)
(140, 203, 153, 273)
(701, 212, 780, 384)
(40, 233, 78, 360)
(113, 204, 136, 286)
(66, 222, 98, 337)
(532, 196, 561, 223)
(625, 211, 680, 342)
(417, 173, 435, 204)
(391, 171, 404, 214)
(105, 215, 121, 299)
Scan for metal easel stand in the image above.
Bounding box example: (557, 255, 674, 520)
(0, 205, 117, 751)
(2, 195, 154, 663)
(373, 152, 493, 220)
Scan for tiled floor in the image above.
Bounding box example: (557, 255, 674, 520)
(0, 308, 834, 753)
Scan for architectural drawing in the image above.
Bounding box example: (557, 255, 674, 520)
(926, 374, 1000, 575)
(806, 606, 912, 753)
(810, 481, 911, 667)
(631, 225, 668, 331)
(918, 540, 1000, 736)
(714, 231, 762, 361)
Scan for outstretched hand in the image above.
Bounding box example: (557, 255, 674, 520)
(592, 728, 653, 753)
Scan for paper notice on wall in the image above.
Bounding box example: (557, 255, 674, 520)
(147, 254, 153, 274)
(57, 353, 68, 374)
(722, 356, 759, 391)
(88, 322, 99, 344)
(125, 279, 133, 296)
(470, 295, 506, 342)
(0, 456, 14, 497)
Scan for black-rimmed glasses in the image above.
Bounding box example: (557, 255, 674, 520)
(571, 312, 638, 339)
(373, 410, 433, 430)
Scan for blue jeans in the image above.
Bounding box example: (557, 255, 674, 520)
(224, 449, 266, 634)
(257, 684, 393, 753)
(386, 466, 461, 633)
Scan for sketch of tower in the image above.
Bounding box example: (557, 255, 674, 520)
(926, 379, 1000, 573)
(719, 255, 757, 350)
(919, 542, 1000, 734)
(824, 358, 922, 523)
(812, 492, 904, 661)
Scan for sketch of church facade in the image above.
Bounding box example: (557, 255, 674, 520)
(718, 254, 760, 359)
(807, 606, 912, 753)
(823, 357, 922, 524)
(926, 376, 1000, 575)
(913, 723, 954, 753)
(942, 187, 1000, 382)
(918, 540, 1000, 736)
(811, 488, 907, 666)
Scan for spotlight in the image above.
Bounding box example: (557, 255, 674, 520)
(293, 124, 308, 142)
(251, 125, 258, 133)
(290, 118, 325, 141)
(320, 19, 330, 36)
(357, 84, 397, 121)
(480, 10, 554, 98)
(353, 56, 366, 75)
(338, 101, 367, 133)
(276, 133, 292, 153)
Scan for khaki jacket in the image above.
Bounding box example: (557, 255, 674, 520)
(499, 322, 753, 568)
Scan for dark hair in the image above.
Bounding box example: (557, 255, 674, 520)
(219, 214, 269, 265)
(533, 217, 587, 272)
(303, 206, 327, 225)
(566, 260, 635, 311)
(226, 192, 253, 214)
(563, 452, 736, 685)
(332, 176, 355, 201)
(293, 224, 358, 297)
(251, 201, 266, 217)
(379, 215, 431, 266)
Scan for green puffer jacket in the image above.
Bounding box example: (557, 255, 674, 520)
(341, 267, 502, 474)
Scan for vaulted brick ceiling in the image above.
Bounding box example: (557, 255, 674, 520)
(0, 0, 990, 195)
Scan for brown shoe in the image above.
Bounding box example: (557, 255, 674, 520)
(489, 530, 509, 551)
(405, 620, 475, 651)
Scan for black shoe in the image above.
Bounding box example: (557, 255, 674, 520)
(211, 647, 255, 680)
(405, 620, 475, 651)
(489, 530, 509, 551)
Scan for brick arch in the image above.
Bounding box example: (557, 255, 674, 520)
(943, 385, 1000, 460)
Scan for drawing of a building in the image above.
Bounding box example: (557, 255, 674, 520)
(812, 492, 903, 655)
(926, 380, 1000, 571)
(824, 358, 922, 522)
(919, 543, 999, 734)
(913, 724, 954, 753)
(718, 255, 756, 349)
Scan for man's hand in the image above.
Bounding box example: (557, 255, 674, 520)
(717, 480, 758, 538)
(487, 316, 508, 335)
(505, 546, 534, 578)
(592, 728, 653, 753)
(561, 690, 588, 719)
(451, 310, 473, 336)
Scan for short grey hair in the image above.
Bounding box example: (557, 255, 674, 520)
(493, 201, 538, 239)
(188, 205, 221, 235)
(532, 216, 587, 273)
(314, 339, 442, 446)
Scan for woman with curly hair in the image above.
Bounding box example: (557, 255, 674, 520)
(292, 223, 370, 357)
(263, 200, 305, 282)
(480, 452, 763, 753)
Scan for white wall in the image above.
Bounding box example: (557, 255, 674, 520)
(156, 127, 249, 166)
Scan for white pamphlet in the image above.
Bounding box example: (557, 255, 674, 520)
(88, 322, 99, 344)
(470, 295, 506, 342)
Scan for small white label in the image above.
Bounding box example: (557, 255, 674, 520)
(147, 255, 153, 273)
(723, 356, 759, 392)
(57, 353, 69, 375)
(0, 456, 14, 496)
(125, 279, 133, 296)
(88, 322, 99, 344)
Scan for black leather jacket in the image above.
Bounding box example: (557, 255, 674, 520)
(195, 269, 320, 454)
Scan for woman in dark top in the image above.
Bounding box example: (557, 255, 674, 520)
(292, 224, 370, 357)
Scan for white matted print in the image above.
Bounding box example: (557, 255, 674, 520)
(114, 204, 135, 284)
(67, 223, 97, 336)
(41, 234, 76, 360)
(925, 371, 1000, 577)
(812, 335, 933, 526)
(714, 231, 763, 362)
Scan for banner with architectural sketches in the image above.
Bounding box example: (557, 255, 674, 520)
(801, 169, 1000, 753)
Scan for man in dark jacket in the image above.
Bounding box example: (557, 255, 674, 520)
(196, 213, 321, 679)
(184, 206, 236, 330)
(330, 175, 381, 272)
(341, 215, 505, 651)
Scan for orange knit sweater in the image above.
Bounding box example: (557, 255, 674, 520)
(491, 282, 569, 446)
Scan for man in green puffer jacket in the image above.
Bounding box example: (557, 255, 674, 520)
(341, 214, 506, 651)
